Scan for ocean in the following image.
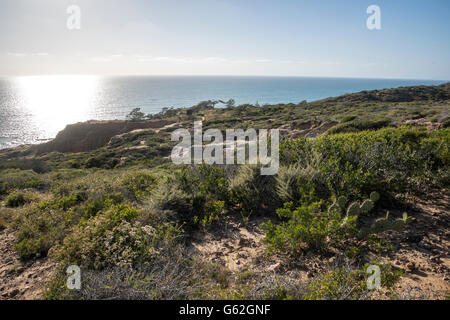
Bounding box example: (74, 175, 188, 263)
(0, 75, 446, 149)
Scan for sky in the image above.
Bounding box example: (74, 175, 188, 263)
(0, 0, 449, 79)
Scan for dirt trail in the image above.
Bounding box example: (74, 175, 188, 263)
(0, 230, 55, 300)
(190, 218, 271, 273)
(385, 190, 450, 299)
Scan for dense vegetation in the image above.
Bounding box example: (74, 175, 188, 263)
(0, 83, 449, 299)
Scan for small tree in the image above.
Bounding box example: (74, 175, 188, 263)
(126, 108, 146, 121)
(225, 99, 235, 108)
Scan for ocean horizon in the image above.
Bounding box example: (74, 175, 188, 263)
(0, 75, 447, 150)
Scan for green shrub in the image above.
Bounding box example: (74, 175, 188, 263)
(66, 193, 124, 224)
(328, 118, 392, 134)
(262, 201, 357, 253)
(178, 164, 229, 202)
(340, 115, 357, 123)
(281, 127, 447, 197)
(13, 192, 136, 262)
(150, 164, 230, 225)
(229, 165, 276, 215)
(275, 163, 329, 205)
(37, 193, 87, 211)
(0, 208, 15, 230)
(15, 238, 46, 260)
(14, 203, 68, 260)
(50, 170, 126, 199)
(4, 191, 39, 207)
(84, 151, 119, 169)
(151, 176, 195, 218)
(304, 263, 401, 300)
(0, 169, 45, 195)
(194, 200, 225, 227)
(120, 170, 156, 200)
(53, 201, 181, 270)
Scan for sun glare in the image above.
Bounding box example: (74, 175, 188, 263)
(16, 75, 98, 137)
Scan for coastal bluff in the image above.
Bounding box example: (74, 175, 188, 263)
(34, 120, 173, 154)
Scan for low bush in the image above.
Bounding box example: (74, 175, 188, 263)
(14, 202, 68, 260)
(304, 262, 402, 300)
(151, 164, 230, 225)
(4, 190, 39, 207)
(275, 162, 329, 205)
(262, 201, 357, 253)
(84, 151, 119, 169)
(327, 118, 392, 134)
(120, 170, 156, 200)
(0, 169, 45, 196)
(340, 115, 357, 123)
(280, 127, 448, 197)
(0, 208, 15, 230)
(52, 201, 181, 270)
(229, 165, 276, 216)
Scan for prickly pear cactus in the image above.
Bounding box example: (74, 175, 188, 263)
(337, 195, 347, 209)
(370, 191, 380, 202)
(347, 201, 360, 216)
(328, 202, 341, 213)
(360, 199, 374, 213)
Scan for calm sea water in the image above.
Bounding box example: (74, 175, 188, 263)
(0, 75, 446, 149)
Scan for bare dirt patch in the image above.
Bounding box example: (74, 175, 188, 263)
(0, 230, 56, 300)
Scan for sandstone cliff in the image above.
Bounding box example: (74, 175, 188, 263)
(34, 120, 174, 154)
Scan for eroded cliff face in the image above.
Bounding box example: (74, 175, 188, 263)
(34, 120, 174, 154)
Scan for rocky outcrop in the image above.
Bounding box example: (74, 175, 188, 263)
(33, 120, 174, 154)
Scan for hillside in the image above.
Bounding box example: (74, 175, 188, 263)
(0, 83, 449, 300)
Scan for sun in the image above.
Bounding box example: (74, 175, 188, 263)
(16, 75, 98, 137)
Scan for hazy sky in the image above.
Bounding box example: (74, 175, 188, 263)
(0, 0, 449, 79)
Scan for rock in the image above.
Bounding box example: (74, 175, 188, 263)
(418, 240, 432, 250)
(237, 253, 248, 259)
(406, 262, 416, 273)
(238, 237, 249, 247)
(15, 266, 25, 274)
(8, 289, 19, 298)
(267, 263, 281, 272)
(406, 233, 422, 243)
(430, 255, 441, 264)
